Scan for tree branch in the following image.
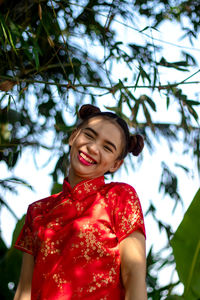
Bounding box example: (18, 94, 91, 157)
(1, 75, 200, 94)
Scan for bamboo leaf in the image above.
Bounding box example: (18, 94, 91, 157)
(11, 215, 26, 246)
(166, 95, 170, 109)
(38, 3, 42, 20)
(0, 20, 8, 41)
(0, 177, 33, 190)
(174, 163, 190, 174)
(124, 88, 137, 102)
(139, 26, 150, 32)
(144, 95, 157, 111)
(139, 65, 151, 84)
(185, 100, 200, 106)
(153, 67, 157, 89)
(159, 57, 189, 71)
(171, 189, 200, 300)
(132, 101, 140, 122)
(0, 197, 18, 220)
(104, 106, 121, 114)
(187, 105, 199, 122)
(7, 28, 17, 54)
(134, 69, 141, 91)
(142, 102, 153, 125)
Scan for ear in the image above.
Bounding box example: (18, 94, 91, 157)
(109, 159, 124, 173)
(69, 129, 79, 146)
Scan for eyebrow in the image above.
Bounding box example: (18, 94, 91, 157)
(84, 127, 117, 151)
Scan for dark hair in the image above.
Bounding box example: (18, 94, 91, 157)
(78, 104, 144, 159)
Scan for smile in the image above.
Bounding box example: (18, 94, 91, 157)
(78, 151, 97, 165)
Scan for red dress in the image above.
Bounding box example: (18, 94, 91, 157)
(15, 176, 145, 300)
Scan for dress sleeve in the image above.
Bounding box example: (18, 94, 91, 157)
(14, 205, 34, 256)
(113, 184, 145, 242)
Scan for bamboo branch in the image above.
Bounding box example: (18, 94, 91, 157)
(1, 75, 200, 94)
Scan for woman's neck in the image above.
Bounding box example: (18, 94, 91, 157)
(68, 168, 88, 188)
(68, 171, 79, 188)
(68, 168, 103, 188)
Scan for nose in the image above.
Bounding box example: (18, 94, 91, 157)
(87, 142, 99, 155)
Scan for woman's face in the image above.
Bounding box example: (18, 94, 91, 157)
(69, 117, 124, 183)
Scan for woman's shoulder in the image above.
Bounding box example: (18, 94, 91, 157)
(100, 181, 141, 213)
(28, 191, 62, 214)
(102, 181, 137, 196)
(105, 181, 136, 190)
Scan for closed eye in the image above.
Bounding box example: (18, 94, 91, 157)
(104, 145, 113, 152)
(84, 132, 94, 139)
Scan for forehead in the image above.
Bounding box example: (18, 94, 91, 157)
(82, 116, 123, 143)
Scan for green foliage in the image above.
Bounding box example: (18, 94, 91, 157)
(51, 182, 63, 195)
(171, 189, 200, 300)
(11, 214, 26, 247)
(0, 246, 22, 300)
(159, 162, 183, 212)
(0, 216, 25, 300)
(0, 0, 200, 298)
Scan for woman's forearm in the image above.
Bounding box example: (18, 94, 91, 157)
(123, 271, 147, 300)
(119, 231, 147, 300)
(14, 253, 34, 300)
(14, 287, 31, 300)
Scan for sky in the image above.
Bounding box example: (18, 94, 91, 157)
(1, 5, 200, 294)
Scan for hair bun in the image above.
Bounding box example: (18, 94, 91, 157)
(128, 134, 144, 156)
(79, 104, 101, 120)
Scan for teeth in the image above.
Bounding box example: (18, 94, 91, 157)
(80, 152, 94, 164)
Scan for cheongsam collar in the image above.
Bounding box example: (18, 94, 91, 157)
(62, 176, 105, 201)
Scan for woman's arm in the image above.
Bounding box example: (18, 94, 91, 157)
(14, 253, 34, 300)
(119, 230, 147, 300)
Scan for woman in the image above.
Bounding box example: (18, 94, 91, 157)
(14, 104, 147, 300)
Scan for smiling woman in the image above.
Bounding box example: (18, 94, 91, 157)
(14, 104, 147, 300)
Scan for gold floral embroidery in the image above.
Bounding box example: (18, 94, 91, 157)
(72, 176, 104, 200)
(40, 238, 62, 260)
(52, 273, 67, 290)
(76, 202, 84, 212)
(51, 198, 73, 212)
(83, 182, 93, 193)
(18, 231, 33, 253)
(46, 217, 63, 229)
(72, 222, 112, 263)
(87, 267, 117, 293)
(114, 185, 144, 238)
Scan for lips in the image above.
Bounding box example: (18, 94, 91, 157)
(78, 151, 97, 166)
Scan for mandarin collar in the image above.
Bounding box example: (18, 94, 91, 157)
(62, 176, 105, 201)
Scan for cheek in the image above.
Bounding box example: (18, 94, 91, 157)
(71, 137, 83, 149)
(76, 135, 87, 144)
(101, 155, 116, 167)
